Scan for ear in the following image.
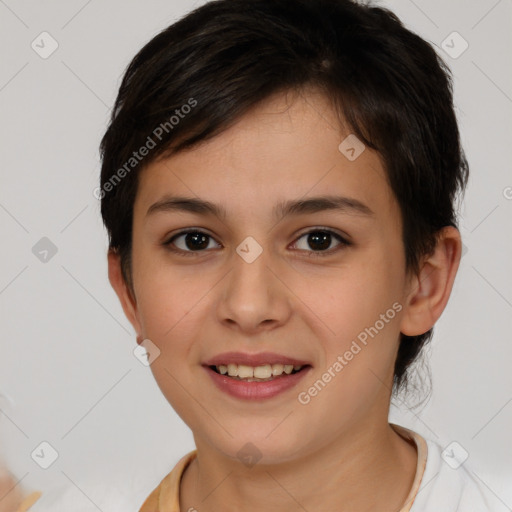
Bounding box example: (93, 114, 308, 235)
(400, 226, 462, 336)
(107, 250, 143, 343)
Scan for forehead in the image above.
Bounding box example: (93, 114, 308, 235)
(134, 89, 397, 225)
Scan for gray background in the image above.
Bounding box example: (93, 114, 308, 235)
(1, 0, 511, 507)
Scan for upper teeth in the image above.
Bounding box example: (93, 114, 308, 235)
(216, 364, 303, 379)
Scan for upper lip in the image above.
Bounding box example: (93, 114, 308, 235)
(203, 351, 311, 367)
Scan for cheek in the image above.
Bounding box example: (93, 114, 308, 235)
(133, 266, 217, 385)
(292, 261, 401, 342)
(135, 275, 205, 418)
(134, 252, 205, 341)
(297, 303, 402, 422)
(296, 357, 390, 435)
(294, 253, 404, 383)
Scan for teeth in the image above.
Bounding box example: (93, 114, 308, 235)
(215, 363, 304, 379)
(237, 365, 254, 379)
(254, 365, 272, 379)
(227, 364, 238, 377)
(272, 363, 284, 375)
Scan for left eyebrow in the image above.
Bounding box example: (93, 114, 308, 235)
(145, 194, 375, 220)
(274, 195, 374, 219)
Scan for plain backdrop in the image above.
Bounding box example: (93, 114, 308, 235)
(1, 0, 511, 508)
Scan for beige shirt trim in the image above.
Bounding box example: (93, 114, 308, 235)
(391, 423, 429, 512)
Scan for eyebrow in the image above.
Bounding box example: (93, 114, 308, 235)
(146, 194, 374, 220)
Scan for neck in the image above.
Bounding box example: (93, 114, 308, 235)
(180, 422, 417, 512)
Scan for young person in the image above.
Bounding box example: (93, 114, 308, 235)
(98, 0, 504, 510)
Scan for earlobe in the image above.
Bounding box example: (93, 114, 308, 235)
(107, 250, 142, 338)
(400, 226, 462, 336)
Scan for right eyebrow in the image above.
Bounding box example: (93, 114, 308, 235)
(146, 196, 228, 219)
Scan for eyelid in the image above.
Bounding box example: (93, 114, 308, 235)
(163, 227, 221, 256)
(293, 226, 351, 244)
(290, 227, 351, 257)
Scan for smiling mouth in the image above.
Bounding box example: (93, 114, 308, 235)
(208, 363, 309, 382)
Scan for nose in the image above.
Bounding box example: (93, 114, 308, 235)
(216, 242, 292, 334)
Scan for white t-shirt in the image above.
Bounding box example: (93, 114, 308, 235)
(392, 424, 509, 512)
(409, 437, 509, 511)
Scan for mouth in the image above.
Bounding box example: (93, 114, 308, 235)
(202, 353, 312, 400)
(208, 363, 308, 382)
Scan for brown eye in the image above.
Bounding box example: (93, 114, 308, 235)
(164, 230, 220, 254)
(292, 229, 350, 257)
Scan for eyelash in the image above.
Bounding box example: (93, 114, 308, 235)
(162, 227, 351, 258)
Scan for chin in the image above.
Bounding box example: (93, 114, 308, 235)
(208, 427, 307, 466)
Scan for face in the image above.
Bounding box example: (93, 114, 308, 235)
(114, 89, 415, 463)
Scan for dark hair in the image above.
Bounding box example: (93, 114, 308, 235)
(99, 0, 469, 395)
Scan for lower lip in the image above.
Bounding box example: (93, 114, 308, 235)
(203, 365, 312, 400)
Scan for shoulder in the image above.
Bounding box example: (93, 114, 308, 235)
(410, 436, 509, 512)
(138, 450, 197, 512)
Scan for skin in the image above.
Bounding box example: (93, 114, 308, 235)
(108, 88, 462, 511)
(0, 466, 26, 512)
